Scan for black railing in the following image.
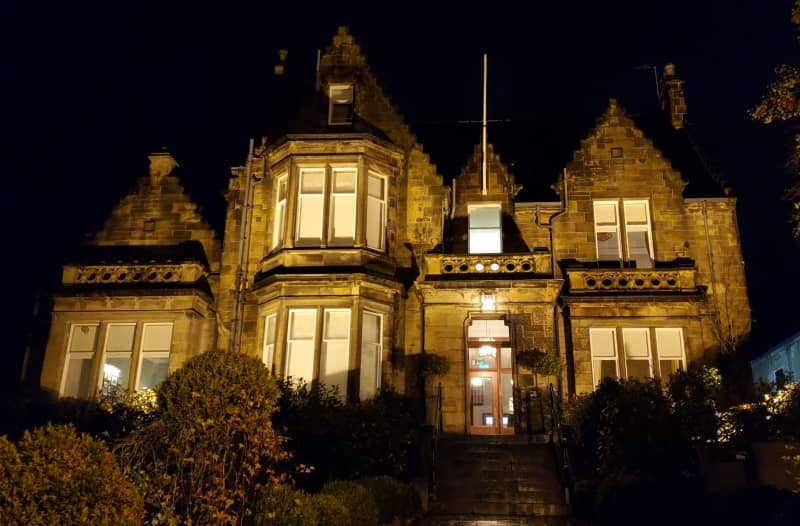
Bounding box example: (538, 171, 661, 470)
(548, 383, 574, 505)
(423, 382, 443, 501)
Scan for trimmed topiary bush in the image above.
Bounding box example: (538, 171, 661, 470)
(321, 480, 379, 526)
(254, 485, 318, 526)
(0, 424, 143, 526)
(312, 493, 350, 526)
(357, 476, 421, 524)
(117, 350, 288, 526)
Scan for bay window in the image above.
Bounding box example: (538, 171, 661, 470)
(61, 321, 173, 398)
(285, 309, 317, 382)
(366, 172, 386, 250)
(262, 313, 277, 371)
(359, 311, 383, 400)
(321, 309, 351, 400)
(271, 175, 287, 249)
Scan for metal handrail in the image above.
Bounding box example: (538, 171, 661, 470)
(548, 383, 574, 505)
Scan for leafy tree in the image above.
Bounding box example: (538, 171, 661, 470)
(117, 350, 288, 526)
(752, 0, 800, 237)
(667, 364, 723, 443)
(0, 424, 143, 526)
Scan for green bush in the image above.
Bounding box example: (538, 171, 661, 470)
(321, 480, 379, 526)
(667, 364, 722, 442)
(357, 476, 421, 524)
(254, 485, 318, 526)
(312, 493, 350, 526)
(274, 383, 421, 491)
(118, 350, 288, 526)
(768, 380, 800, 440)
(515, 348, 563, 377)
(406, 353, 450, 377)
(0, 424, 143, 526)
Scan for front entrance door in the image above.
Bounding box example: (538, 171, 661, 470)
(468, 345, 514, 435)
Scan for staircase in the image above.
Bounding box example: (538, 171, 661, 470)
(429, 434, 571, 520)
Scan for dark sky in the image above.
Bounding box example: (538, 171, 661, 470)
(3, 1, 799, 383)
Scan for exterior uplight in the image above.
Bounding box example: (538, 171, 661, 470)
(481, 293, 495, 311)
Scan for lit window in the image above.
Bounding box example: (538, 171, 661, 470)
(321, 309, 351, 400)
(366, 172, 386, 251)
(296, 169, 326, 246)
(329, 168, 357, 246)
(593, 199, 653, 268)
(328, 84, 354, 125)
(655, 328, 686, 378)
(62, 324, 98, 398)
(136, 323, 172, 391)
(360, 312, 382, 400)
(622, 328, 652, 379)
(469, 205, 502, 254)
(271, 175, 287, 250)
(101, 324, 135, 394)
(590, 328, 619, 385)
(262, 314, 277, 371)
(285, 309, 317, 383)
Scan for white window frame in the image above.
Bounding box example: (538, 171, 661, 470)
(593, 199, 654, 267)
(328, 83, 354, 125)
(320, 308, 352, 400)
(622, 328, 653, 379)
(359, 311, 383, 400)
(468, 204, 502, 254)
(328, 168, 358, 246)
(262, 313, 277, 371)
(285, 309, 318, 384)
(60, 323, 100, 397)
(655, 328, 686, 378)
(366, 171, 387, 251)
(135, 323, 173, 391)
(589, 328, 620, 386)
(100, 323, 136, 393)
(271, 174, 288, 250)
(296, 168, 326, 246)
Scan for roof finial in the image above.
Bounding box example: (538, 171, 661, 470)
(148, 150, 178, 187)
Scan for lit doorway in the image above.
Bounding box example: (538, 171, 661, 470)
(467, 319, 514, 435)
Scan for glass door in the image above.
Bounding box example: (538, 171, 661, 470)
(468, 345, 515, 435)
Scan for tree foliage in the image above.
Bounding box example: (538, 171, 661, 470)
(667, 364, 723, 442)
(752, 0, 800, 238)
(0, 424, 143, 526)
(117, 350, 288, 526)
(515, 348, 563, 377)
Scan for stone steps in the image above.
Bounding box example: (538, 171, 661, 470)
(430, 434, 570, 518)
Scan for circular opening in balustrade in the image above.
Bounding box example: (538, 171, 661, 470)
(506, 263, 516, 271)
(133, 273, 142, 281)
(444, 264, 454, 272)
(87, 273, 96, 281)
(667, 278, 677, 287)
(618, 278, 628, 286)
(459, 264, 469, 272)
(601, 278, 613, 287)
(148, 272, 158, 281)
(118, 273, 127, 281)
(475, 263, 485, 272)
(651, 278, 661, 286)
(490, 263, 500, 271)
(521, 262, 532, 271)
(586, 278, 597, 287)
(101, 273, 111, 281)
(634, 278, 645, 287)
(164, 271, 173, 280)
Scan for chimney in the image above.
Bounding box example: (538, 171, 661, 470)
(148, 150, 178, 187)
(660, 63, 687, 130)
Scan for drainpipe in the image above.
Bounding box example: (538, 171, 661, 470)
(549, 168, 573, 394)
(230, 138, 258, 353)
(702, 200, 722, 353)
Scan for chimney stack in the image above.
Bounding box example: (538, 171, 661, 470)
(148, 150, 178, 188)
(660, 63, 687, 130)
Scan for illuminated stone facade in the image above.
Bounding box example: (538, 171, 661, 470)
(40, 27, 750, 435)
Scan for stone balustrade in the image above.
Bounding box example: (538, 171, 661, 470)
(564, 266, 698, 293)
(62, 262, 207, 285)
(424, 252, 552, 277)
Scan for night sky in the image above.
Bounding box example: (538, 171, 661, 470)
(4, 1, 799, 384)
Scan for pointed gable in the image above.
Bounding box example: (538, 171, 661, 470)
(453, 143, 521, 216)
(91, 152, 221, 271)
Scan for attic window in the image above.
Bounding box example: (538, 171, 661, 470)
(611, 147, 623, 158)
(328, 84, 354, 125)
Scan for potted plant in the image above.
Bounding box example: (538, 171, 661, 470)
(516, 348, 562, 387)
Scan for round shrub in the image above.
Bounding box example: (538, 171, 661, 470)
(357, 476, 421, 524)
(321, 480, 379, 526)
(254, 485, 318, 526)
(312, 493, 350, 526)
(0, 424, 143, 526)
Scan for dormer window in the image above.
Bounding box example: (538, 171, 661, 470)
(328, 84, 354, 125)
(469, 204, 502, 254)
(593, 199, 654, 268)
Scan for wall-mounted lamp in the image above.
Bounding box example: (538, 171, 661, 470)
(481, 293, 495, 312)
